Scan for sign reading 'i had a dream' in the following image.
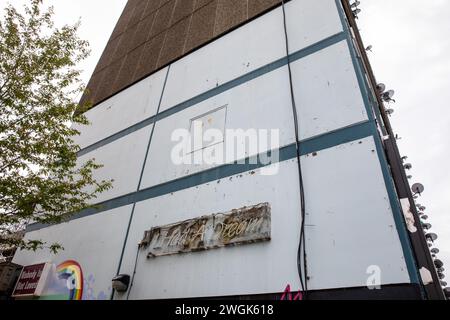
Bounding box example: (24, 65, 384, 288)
(140, 203, 271, 258)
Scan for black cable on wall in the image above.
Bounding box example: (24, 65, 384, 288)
(281, 0, 309, 297)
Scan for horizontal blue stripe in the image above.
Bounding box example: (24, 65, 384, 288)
(27, 120, 374, 232)
(77, 32, 347, 157)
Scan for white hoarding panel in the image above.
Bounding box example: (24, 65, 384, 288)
(116, 138, 409, 300)
(13, 205, 133, 300)
(77, 126, 152, 204)
(160, 0, 343, 112)
(72, 67, 168, 150)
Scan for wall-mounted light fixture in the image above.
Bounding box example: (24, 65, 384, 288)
(112, 274, 131, 293)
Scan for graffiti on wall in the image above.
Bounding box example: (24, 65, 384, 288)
(56, 260, 83, 300)
(34, 260, 110, 300)
(280, 284, 303, 301)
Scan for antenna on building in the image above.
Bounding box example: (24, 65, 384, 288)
(351, 0, 361, 8)
(352, 8, 361, 19)
(376, 83, 386, 93)
(350, 0, 361, 18)
(422, 223, 432, 230)
(382, 90, 396, 103)
(411, 183, 425, 196)
(426, 233, 438, 242)
(434, 259, 444, 269)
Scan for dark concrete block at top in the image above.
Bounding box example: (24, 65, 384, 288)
(95, 35, 122, 73)
(157, 17, 191, 68)
(214, 0, 248, 36)
(132, 12, 156, 49)
(143, 0, 162, 18)
(130, 0, 149, 26)
(171, 0, 196, 26)
(133, 32, 166, 81)
(80, 0, 284, 110)
(184, 0, 217, 53)
(95, 58, 125, 103)
(113, 23, 140, 61)
(113, 45, 145, 93)
(111, 0, 138, 39)
(80, 68, 107, 107)
(194, 0, 214, 10)
(149, 0, 176, 38)
(248, 0, 280, 18)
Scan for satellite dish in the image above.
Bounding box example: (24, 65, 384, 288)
(431, 248, 440, 254)
(422, 223, 432, 230)
(439, 273, 446, 280)
(386, 108, 395, 116)
(407, 175, 413, 179)
(376, 83, 386, 93)
(351, 0, 361, 8)
(421, 215, 428, 220)
(412, 183, 425, 195)
(404, 163, 413, 170)
(426, 233, 438, 242)
(445, 287, 450, 299)
(365, 45, 373, 52)
(441, 281, 447, 287)
(434, 259, 444, 269)
(438, 267, 445, 273)
(385, 90, 395, 99)
(419, 206, 426, 211)
(353, 8, 362, 14)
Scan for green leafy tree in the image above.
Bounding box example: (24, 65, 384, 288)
(0, 0, 112, 254)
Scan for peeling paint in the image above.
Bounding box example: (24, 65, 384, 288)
(400, 198, 417, 233)
(420, 267, 433, 285)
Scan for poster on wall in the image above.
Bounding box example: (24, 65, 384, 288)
(12, 262, 52, 298)
(12, 260, 111, 300)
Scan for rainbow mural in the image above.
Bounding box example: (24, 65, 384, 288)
(56, 260, 84, 300)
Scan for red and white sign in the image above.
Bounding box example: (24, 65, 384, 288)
(12, 262, 52, 298)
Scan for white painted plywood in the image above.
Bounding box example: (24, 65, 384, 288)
(13, 205, 133, 300)
(160, 0, 343, 112)
(292, 40, 368, 139)
(77, 126, 153, 204)
(117, 138, 409, 299)
(72, 68, 168, 149)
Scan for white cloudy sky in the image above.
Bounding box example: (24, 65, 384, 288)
(358, 0, 450, 284)
(1, 0, 449, 286)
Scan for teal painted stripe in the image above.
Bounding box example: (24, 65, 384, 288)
(27, 120, 373, 232)
(77, 32, 347, 157)
(334, 0, 420, 286)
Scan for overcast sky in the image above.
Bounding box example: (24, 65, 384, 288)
(358, 0, 450, 285)
(2, 0, 449, 287)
